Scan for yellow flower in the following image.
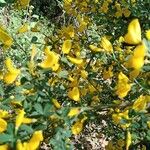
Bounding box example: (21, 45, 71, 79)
(27, 130, 43, 150)
(22, 118, 37, 124)
(16, 140, 27, 150)
(103, 66, 113, 80)
(127, 43, 146, 69)
(61, 25, 74, 38)
(15, 109, 25, 131)
(3, 58, 20, 84)
(17, 23, 29, 33)
(88, 84, 96, 93)
(0, 26, 13, 49)
(132, 95, 147, 111)
(62, 40, 72, 54)
(78, 21, 88, 32)
(116, 72, 132, 99)
(147, 121, 150, 128)
(39, 47, 59, 71)
(67, 56, 83, 65)
(80, 70, 88, 79)
(124, 19, 141, 45)
(0, 144, 9, 150)
(112, 110, 130, 129)
(129, 69, 140, 80)
(112, 110, 129, 124)
(71, 117, 87, 135)
(100, 1, 109, 13)
(52, 98, 61, 109)
(68, 108, 80, 117)
(133, 43, 146, 58)
(100, 36, 113, 52)
(68, 87, 80, 102)
(89, 44, 103, 52)
(0, 109, 9, 118)
(0, 118, 7, 133)
(146, 29, 150, 40)
(122, 8, 131, 18)
(17, 0, 30, 8)
(126, 131, 131, 150)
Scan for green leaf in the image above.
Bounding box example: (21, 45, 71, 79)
(58, 70, 68, 78)
(34, 103, 43, 114)
(0, 86, 4, 96)
(20, 125, 33, 134)
(43, 104, 52, 117)
(0, 134, 13, 143)
(0, 0, 6, 3)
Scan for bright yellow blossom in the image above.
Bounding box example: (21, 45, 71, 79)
(132, 95, 147, 111)
(0, 110, 9, 118)
(3, 58, 20, 84)
(16, 140, 27, 150)
(146, 29, 150, 40)
(15, 109, 25, 131)
(71, 116, 87, 135)
(27, 130, 43, 150)
(124, 19, 141, 45)
(147, 121, 150, 128)
(0, 26, 13, 49)
(80, 70, 88, 79)
(67, 56, 83, 65)
(22, 118, 37, 124)
(0, 118, 7, 133)
(126, 131, 131, 150)
(0, 144, 9, 150)
(116, 72, 132, 99)
(52, 98, 61, 109)
(39, 47, 59, 71)
(62, 40, 72, 54)
(100, 36, 113, 52)
(68, 87, 80, 102)
(17, 23, 29, 33)
(68, 108, 80, 117)
(89, 44, 103, 52)
(112, 110, 130, 129)
(127, 43, 146, 69)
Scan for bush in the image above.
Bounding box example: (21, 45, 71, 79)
(0, 0, 149, 150)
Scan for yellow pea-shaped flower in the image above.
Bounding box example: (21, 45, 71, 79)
(27, 130, 43, 150)
(52, 98, 61, 109)
(0, 144, 9, 150)
(62, 40, 72, 54)
(0, 118, 7, 133)
(89, 44, 103, 52)
(0, 26, 13, 49)
(68, 108, 80, 117)
(71, 116, 87, 135)
(17, 23, 29, 33)
(100, 36, 113, 52)
(39, 47, 59, 71)
(126, 131, 132, 150)
(124, 19, 141, 45)
(67, 56, 83, 65)
(68, 87, 80, 102)
(15, 109, 25, 131)
(146, 29, 150, 40)
(3, 58, 20, 84)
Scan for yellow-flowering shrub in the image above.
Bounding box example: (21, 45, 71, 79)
(0, 0, 149, 150)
